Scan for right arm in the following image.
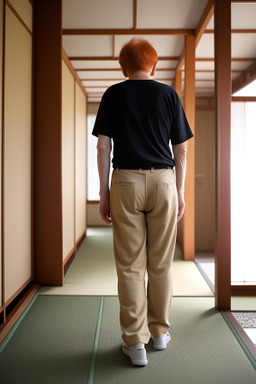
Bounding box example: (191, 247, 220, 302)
(173, 142, 188, 221)
(97, 134, 112, 224)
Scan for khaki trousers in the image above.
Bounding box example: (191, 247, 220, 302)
(110, 168, 178, 345)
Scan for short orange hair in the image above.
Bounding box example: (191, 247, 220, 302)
(119, 38, 158, 74)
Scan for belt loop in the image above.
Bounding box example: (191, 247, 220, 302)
(151, 167, 154, 172)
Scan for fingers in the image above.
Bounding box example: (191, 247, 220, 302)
(99, 210, 112, 225)
(177, 209, 184, 221)
(177, 205, 185, 221)
(102, 215, 112, 225)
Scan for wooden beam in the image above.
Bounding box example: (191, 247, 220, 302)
(176, 0, 214, 75)
(173, 70, 182, 99)
(205, 29, 256, 34)
(232, 96, 256, 101)
(183, 35, 196, 261)
(81, 78, 174, 82)
(133, 0, 137, 29)
(232, 60, 256, 94)
(62, 28, 195, 36)
(176, 48, 185, 71)
(196, 58, 254, 62)
(214, 0, 231, 310)
(195, 0, 214, 46)
(75, 67, 177, 72)
(62, 49, 87, 96)
(34, 0, 63, 285)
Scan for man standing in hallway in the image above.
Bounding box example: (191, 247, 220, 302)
(93, 38, 193, 366)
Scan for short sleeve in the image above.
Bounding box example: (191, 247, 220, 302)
(92, 90, 113, 138)
(170, 101, 194, 145)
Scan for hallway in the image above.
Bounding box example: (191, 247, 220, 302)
(0, 229, 255, 383)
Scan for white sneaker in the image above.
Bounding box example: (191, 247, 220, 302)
(122, 343, 148, 366)
(151, 332, 171, 350)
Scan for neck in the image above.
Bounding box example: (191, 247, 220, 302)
(128, 71, 152, 80)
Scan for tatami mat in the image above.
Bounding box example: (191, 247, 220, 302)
(95, 297, 256, 384)
(39, 228, 213, 297)
(0, 296, 100, 384)
(1, 295, 255, 384)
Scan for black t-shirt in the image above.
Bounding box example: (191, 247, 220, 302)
(92, 80, 193, 169)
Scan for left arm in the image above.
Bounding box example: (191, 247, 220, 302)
(97, 134, 112, 224)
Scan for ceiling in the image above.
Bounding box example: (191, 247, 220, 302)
(62, 0, 256, 102)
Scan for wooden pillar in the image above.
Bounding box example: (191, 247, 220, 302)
(183, 35, 195, 261)
(173, 70, 182, 99)
(214, 0, 231, 310)
(34, 0, 63, 285)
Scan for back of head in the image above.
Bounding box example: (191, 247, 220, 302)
(119, 38, 158, 74)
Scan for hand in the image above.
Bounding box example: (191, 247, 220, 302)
(177, 192, 185, 221)
(99, 191, 111, 224)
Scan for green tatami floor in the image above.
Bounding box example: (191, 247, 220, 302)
(0, 295, 256, 384)
(0, 228, 255, 383)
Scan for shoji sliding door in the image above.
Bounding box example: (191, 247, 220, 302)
(2, 0, 33, 306)
(75, 83, 86, 244)
(62, 59, 87, 265)
(3, 1, 32, 303)
(0, 0, 3, 312)
(62, 61, 75, 263)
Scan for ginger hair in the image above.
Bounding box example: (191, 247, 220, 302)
(119, 38, 158, 74)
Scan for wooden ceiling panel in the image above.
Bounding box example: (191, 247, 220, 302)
(61, 0, 256, 101)
(137, 0, 209, 29)
(231, 61, 254, 71)
(82, 80, 122, 87)
(196, 61, 214, 70)
(156, 60, 179, 69)
(232, 34, 256, 58)
(71, 60, 121, 70)
(62, 0, 133, 29)
(232, 3, 256, 29)
(115, 35, 184, 57)
(62, 35, 113, 57)
(77, 70, 122, 80)
(196, 61, 214, 71)
(196, 34, 214, 58)
(196, 72, 215, 80)
(196, 81, 214, 88)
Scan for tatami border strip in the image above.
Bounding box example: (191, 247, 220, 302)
(0, 292, 39, 353)
(88, 296, 104, 384)
(221, 311, 256, 370)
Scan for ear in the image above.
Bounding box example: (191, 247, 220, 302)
(119, 62, 128, 78)
(150, 61, 157, 77)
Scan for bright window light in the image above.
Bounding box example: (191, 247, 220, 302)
(233, 79, 256, 97)
(87, 114, 113, 201)
(231, 102, 256, 285)
(87, 114, 99, 201)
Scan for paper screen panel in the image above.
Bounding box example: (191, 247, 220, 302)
(4, 7, 32, 301)
(75, 83, 86, 241)
(0, 0, 3, 306)
(62, 61, 75, 260)
(8, 0, 32, 31)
